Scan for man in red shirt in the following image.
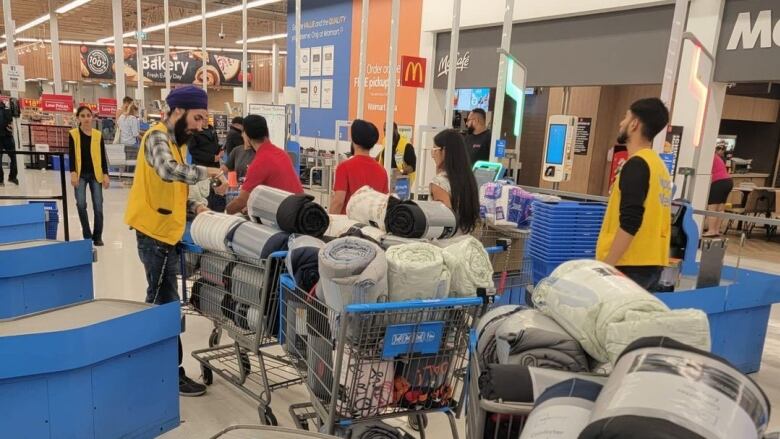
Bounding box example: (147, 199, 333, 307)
(329, 119, 389, 214)
(226, 114, 303, 214)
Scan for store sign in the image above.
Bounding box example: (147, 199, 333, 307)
(435, 51, 470, 79)
(20, 98, 39, 109)
(400, 56, 426, 88)
(98, 98, 117, 117)
(574, 117, 592, 155)
(716, 0, 780, 82)
(40, 93, 74, 113)
(2, 64, 26, 93)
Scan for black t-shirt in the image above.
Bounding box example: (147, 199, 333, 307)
(68, 130, 108, 177)
(618, 156, 650, 236)
(464, 129, 491, 164)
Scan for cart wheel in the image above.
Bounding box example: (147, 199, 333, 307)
(208, 329, 220, 347)
(409, 414, 428, 431)
(259, 406, 278, 426)
(201, 366, 213, 386)
(240, 352, 251, 373)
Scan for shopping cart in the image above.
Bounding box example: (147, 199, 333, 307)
(473, 223, 534, 306)
(179, 243, 302, 425)
(209, 425, 336, 439)
(279, 274, 482, 438)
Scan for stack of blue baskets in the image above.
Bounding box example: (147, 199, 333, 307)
(29, 201, 59, 240)
(527, 200, 607, 283)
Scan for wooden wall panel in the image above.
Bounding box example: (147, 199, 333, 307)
(515, 90, 550, 187)
(250, 54, 286, 93)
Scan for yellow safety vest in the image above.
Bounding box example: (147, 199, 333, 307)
(596, 148, 672, 267)
(377, 136, 416, 187)
(69, 128, 105, 183)
(124, 122, 189, 246)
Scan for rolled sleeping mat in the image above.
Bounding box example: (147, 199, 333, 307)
(199, 252, 236, 288)
(189, 278, 216, 313)
(345, 186, 392, 230)
(286, 235, 326, 293)
(229, 221, 290, 263)
(476, 305, 526, 365)
(190, 211, 246, 253)
(247, 185, 329, 237)
(385, 242, 451, 302)
(519, 378, 603, 439)
(196, 282, 227, 319)
(230, 264, 265, 303)
(384, 200, 457, 239)
(580, 336, 771, 439)
(317, 236, 388, 312)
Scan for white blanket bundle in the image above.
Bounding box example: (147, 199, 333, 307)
(325, 214, 387, 242)
(438, 235, 493, 297)
(385, 243, 451, 302)
(533, 259, 711, 364)
(190, 211, 246, 253)
(346, 186, 391, 230)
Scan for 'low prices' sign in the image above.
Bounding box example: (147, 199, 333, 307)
(40, 94, 74, 113)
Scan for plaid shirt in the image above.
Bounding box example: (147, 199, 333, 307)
(143, 125, 207, 185)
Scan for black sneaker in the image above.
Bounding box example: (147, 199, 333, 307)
(179, 374, 206, 397)
(93, 239, 105, 247)
(9, 178, 18, 186)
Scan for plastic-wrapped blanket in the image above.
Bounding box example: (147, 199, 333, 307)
(385, 242, 450, 301)
(247, 185, 329, 237)
(346, 186, 391, 230)
(580, 337, 770, 439)
(228, 221, 289, 262)
(317, 237, 387, 312)
(285, 235, 325, 293)
(495, 308, 589, 372)
(384, 200, 457, 239)
(191, 211, 246, 253)
(479, 364, 607, 403)
(439, 235, 493, 297)
(476, 305, 525, 364)
(533, 259, 710, 364)
(325, 215, 363, 238)
(519, 378, 602, 439)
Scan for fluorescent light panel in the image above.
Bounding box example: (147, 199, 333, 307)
(236, 32, 287, 44)
(56, 0, 93, 14)
(1, 0, 95, 39)
(96, 0, 281, 44)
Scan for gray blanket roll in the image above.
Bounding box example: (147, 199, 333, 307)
(495, 308, 589, 372)
(317, 237, 388, 312)
(384, 199, 457, 239)
(229, 221, 290, 263)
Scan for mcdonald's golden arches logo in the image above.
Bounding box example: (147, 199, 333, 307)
(401, 56, 426, 88)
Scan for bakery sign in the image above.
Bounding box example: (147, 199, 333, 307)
(80, 45, 250, 86)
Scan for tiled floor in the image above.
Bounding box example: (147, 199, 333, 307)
(2, 167, 779, 437)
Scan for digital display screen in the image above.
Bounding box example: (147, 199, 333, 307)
(716, 135, 737, 152)
(545, 124, 567, 165)
(454, 88, 491, 111)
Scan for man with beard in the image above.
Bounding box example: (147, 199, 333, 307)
(464, 108, 492, 164)
(596, 98, 672, 291)
(125, 85, 225, 397)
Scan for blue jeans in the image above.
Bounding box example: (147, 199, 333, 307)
(136, 231, 184, 375)
(74, 176, 103, 241)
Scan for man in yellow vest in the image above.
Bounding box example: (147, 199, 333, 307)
(125, 85, 223, 397)
(596, 98, 673, 291)
(377, 122, 416, 189)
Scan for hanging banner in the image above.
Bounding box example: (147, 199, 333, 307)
(80, 45, 250, 86)
(98, 98, 118, 117)
(40, 94, 74, 113)
(20, 98, 40, 109)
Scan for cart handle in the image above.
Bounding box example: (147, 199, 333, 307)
(345, 296, 483, 313)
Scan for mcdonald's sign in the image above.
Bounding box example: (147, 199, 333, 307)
(401, 56, 426, 88)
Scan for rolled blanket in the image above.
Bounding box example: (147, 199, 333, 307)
(346, 186, 391, 230)
(234, 303, 262, 331)
(533, 259, 710, 364)
(439, 235, 492, 297)
(479, 364, 607, 403)
(519, 378, 602, 439)
(199, 252, 236, 288)
(317, 237, 387, 312)
(191, 211, 246, 253)
(581, 336, 770, 439)
(286, 235, 325, 293)
(248, 185, 329, 237)
(324, 215, 363, 238)
(476, 305, 526, 364)
(330, 421, 406, 439)
(495, 308, 589, 372)
(384, 200, 457, 239)
(230, 264, 265, 302)
(229, 221, 290, 262)
(385, 243, 450, 302)
(193, 281, 226, 319)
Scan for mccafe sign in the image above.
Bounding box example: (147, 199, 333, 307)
(715, 0, 780, 82)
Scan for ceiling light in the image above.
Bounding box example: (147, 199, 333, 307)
(95, 0, 282, 44)
(236, 32, 287, 44)
(25, 47, 32, 53)
(56, 0, 93, 14)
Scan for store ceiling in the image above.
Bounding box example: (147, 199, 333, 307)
(0, 0, 288, 51)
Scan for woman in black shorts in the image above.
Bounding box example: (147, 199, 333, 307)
(704, 145, 733, 237)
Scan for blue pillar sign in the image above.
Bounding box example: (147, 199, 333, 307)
(495, 139, 506, 158)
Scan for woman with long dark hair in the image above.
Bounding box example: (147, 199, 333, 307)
(430, 129, 480, 234)
(68, 106, 109, 246)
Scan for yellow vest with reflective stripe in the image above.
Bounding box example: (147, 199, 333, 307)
(69, 128, 104, 182)
(124, 122, 189, 245)
(377, 136, 416, 187)
(596, 148, 672, 267)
